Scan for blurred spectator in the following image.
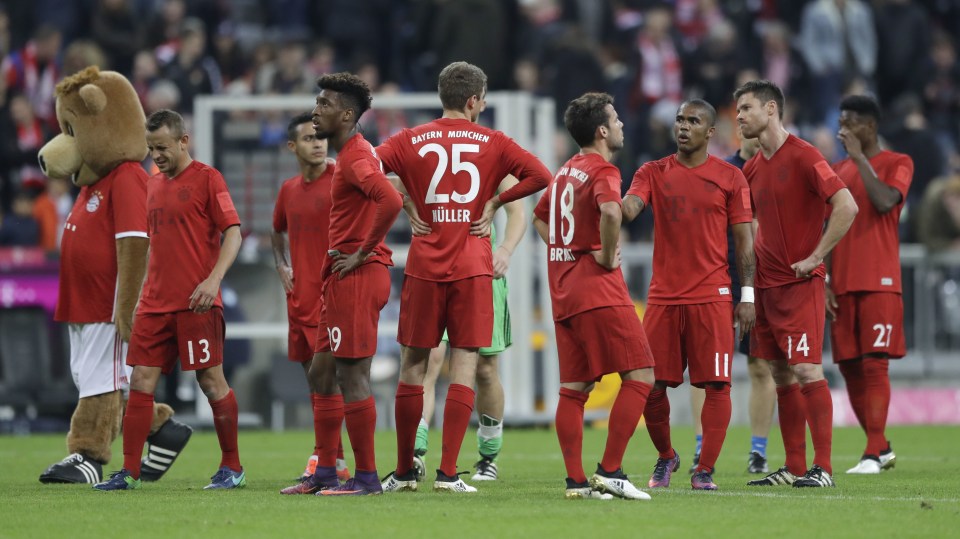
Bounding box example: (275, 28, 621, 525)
(29, 181, 58, 251)
(160, 18, 221, 114)
(146, 0, 186, 53)
(0, 3, 10, 58)
(798, 0, 877, 125)
(61, 39, 108, 77)
(211, 22, 246, 85)
(131, 49, 159, 106)
(0, 93, 48, 192)
(755, 21, 805, 99)
(686, 18, 741, 108)
(1, 24, 61, 129)
(0, 191, 40, 246)
(90, 0, 141, 75)
(673, 0, 727, 53)
(540, 25, 607, 125)
(918, 175, 960, 252)
(628, 5, 683, 159)
(874, 0, 930, 107)
(253, 39, 312, 94)
(921, 32, 960, 149)
(144, 78, 180, 115)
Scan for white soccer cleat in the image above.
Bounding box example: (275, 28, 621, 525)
(434, 470, 477, 493)
(846, 458, 881, 474)
(589, 469, 652, 500)
(879, 449, 896, 470)
(381, 471, 418, 492)
(565, 487, 613, 500)
(471, 459, 498, 481)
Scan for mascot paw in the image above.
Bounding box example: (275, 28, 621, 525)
(140, 418, 193, 482)
(39, 453, 103, 484)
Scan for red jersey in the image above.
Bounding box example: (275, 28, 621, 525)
(138, 161, 241, 314)
(533, 153, 634, 321)
(744, 135, 846, 288)
(55, 162, 148, 323)
(377, 117, 551, 281)
(628, 154, 753, 304)
(830, 151, 912, 295)
(273, 162, 335, 325)
(324, 134, 401, 278)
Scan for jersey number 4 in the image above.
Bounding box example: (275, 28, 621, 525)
(786, 333, 810, 359)
(420, 143, 480, 204)
(548, 182, 575, 245)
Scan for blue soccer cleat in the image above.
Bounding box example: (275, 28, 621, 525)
(204, 466, 246, 490)
(93, 469, 141, 491)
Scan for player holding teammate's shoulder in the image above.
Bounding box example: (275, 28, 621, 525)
(95, 109, 245, 491)
(829, 94, 912, 475)
(375, 61, 551, 494)
(533, 92, 656, 501)
(736, 80, 858, 489)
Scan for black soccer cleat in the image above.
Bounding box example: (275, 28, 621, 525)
(139, 418, 193, 481)
(40, 453, 104, 484)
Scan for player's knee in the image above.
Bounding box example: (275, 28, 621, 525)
(791, 363, 824, 385)
(476, 360, 499, 386)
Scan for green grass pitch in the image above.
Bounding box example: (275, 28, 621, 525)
(1, 425, 957, 538)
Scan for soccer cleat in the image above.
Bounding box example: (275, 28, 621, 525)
(299, 455, 319, 481)
(793, 465, 835, 488)
(879, 445, 896, 470)
(472, 458, 498, 481)
(281, 467, 339, 495)
(747, 466, 797, 486)
(648, 450, 680, 488)
(691, 470, 718, 490)
(564, 478, 613, 500)
(318, 471, 383, 496)
(846, 457, 881, 475)
(590, 465, 651, 500)
(747, 451, 769, 474)
(203, 466, 246, 490)
(688, 452, 700, 474)
(93, 469, 141, 491)
(433, 470, 477, 493)
(381, 470, 419, 492)
(40, 453, 103, 484)
(412, 455, 426, 481)
(336, 458, 351, 482)
(140, 418, 193, 482)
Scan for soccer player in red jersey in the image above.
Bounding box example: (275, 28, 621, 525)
(533, 92, 655, 500)
(623, 99, 756, 491)
(736, 80, 859, 488)
(310, 73, 403, 496)
(374, 61, 551, 493)
(95, 109, 245, 491)
(828, 95, 912, 475)
(271, 113, 351, 493)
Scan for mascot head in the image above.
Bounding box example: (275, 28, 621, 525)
(38, 66, 147, 186)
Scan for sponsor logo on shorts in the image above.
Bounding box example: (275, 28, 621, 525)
(881, 277, 893, 286)
(718, 287, 730, 295)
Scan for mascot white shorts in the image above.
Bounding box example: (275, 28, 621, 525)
(68, 323, 132, 397)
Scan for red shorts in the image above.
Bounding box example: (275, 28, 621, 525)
(831, 292, 905, 362)
(317, 262, 391, 359)
(751, 279, 825, 364)
(128, 308, 224, 374)
(555, 305, 655, 383)
(397, 275, 493, 349)
(644, 302, 734, 387)
(288, 321, 319, 362)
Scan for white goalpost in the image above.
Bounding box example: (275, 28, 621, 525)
(193, 91, 562, 425)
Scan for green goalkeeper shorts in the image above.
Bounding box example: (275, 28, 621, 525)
(442, 276, 511, 356)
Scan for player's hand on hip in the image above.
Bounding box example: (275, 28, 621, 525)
(189, 277, 220, 313)
(333, 250, 369, 279)
(825, 284, 839, 322)
(493, 246, 511, 278)
(470, 197, 501, 238)
(790, 254, 822, 279)
(405, 202, 432, 236)
(277, 263, 294, 293)
(734, 302, 756, 339)
(591, 246, 621, 271)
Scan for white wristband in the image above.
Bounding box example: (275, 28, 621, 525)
(740, 286, 755, 304)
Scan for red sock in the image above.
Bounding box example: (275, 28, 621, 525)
(394, 382, 424, 475)
(643, 389, 673, 459)
(801, 379, 833, 475)
(439, 384, 474, 477)
(313, 394, 344, 468)
(210, 389, 241, 472)
(839, 360, 867, 430)
(777, 383, 808, 476)
(862, 359, 890, 457)
(556, 388, 589, 484)
(344, 396, 377, 473)
(697, 385, 732, 473)
(122, 390, 154, 479)
(601, 380, 651, 472)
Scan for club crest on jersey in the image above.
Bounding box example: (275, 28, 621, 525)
(85, 191, 102, 213)
(178, 186, 191, 201)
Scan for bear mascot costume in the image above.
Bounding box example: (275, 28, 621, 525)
(37, 66, 192, 484)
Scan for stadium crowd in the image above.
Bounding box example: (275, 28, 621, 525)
(3, 0, 960, 249)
